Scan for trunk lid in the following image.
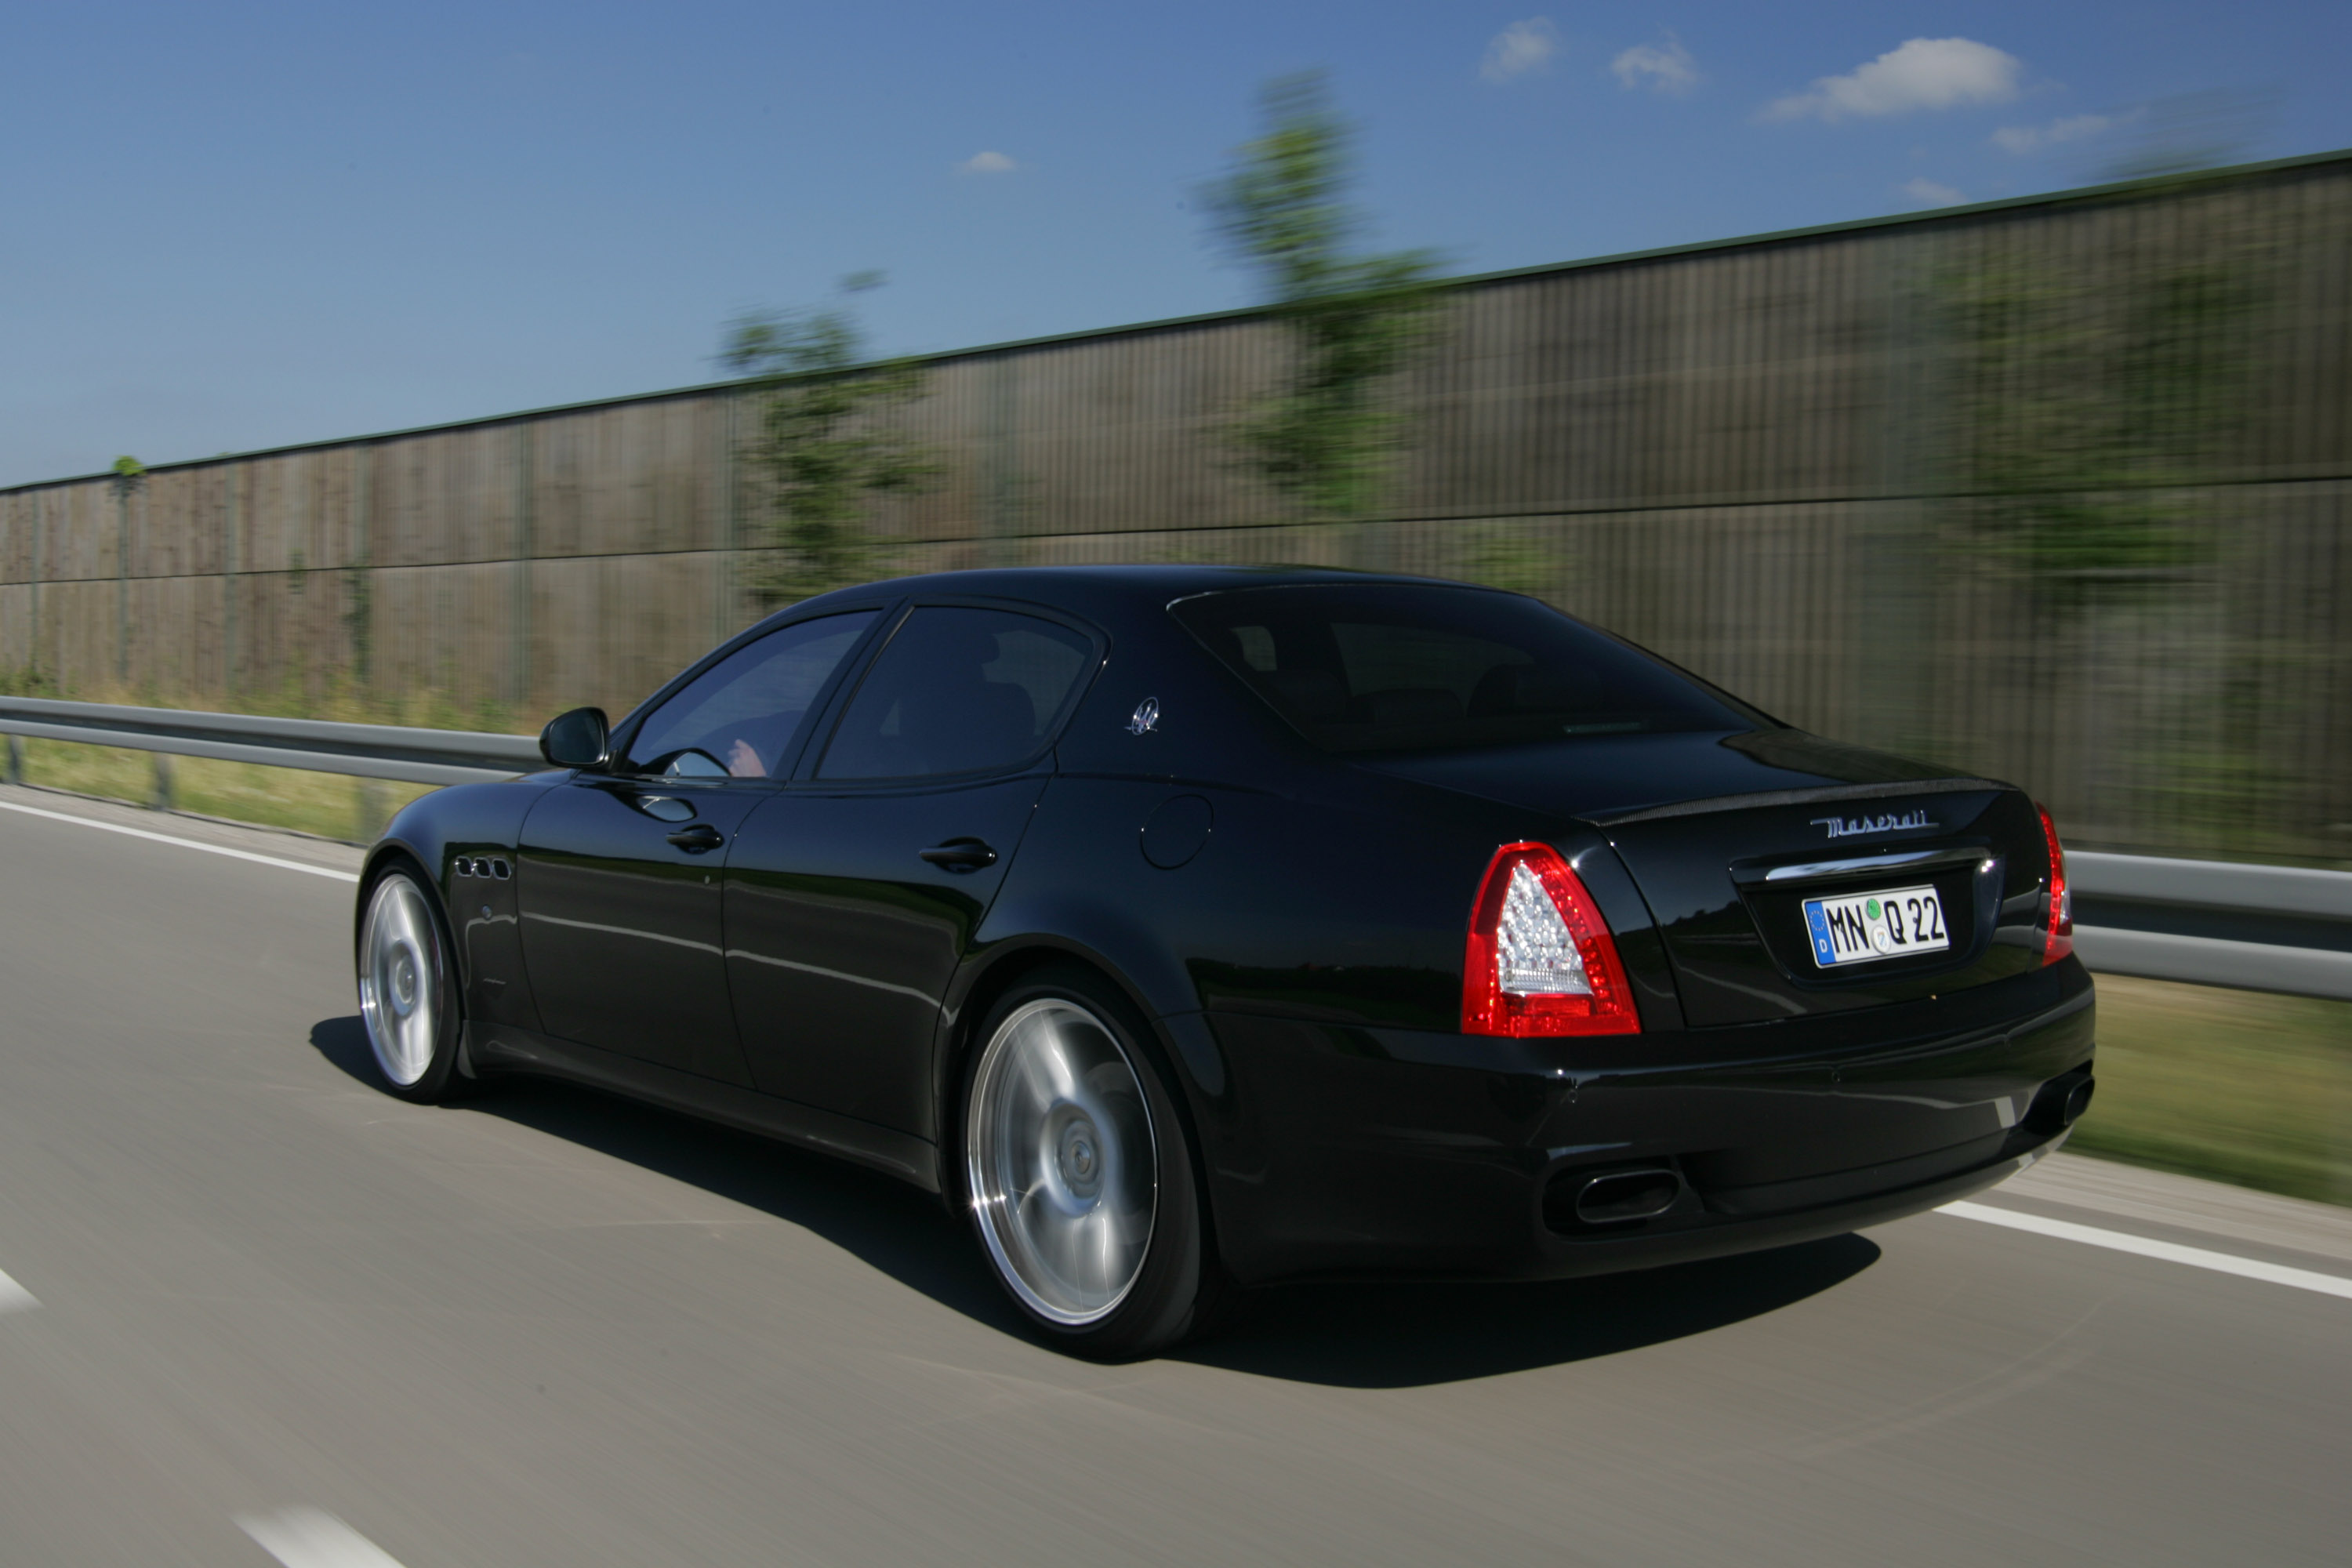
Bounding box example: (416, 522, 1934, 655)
(1365, 729, 2057, 1025)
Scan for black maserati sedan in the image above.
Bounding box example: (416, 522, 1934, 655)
(354, 566, 2092, 1357)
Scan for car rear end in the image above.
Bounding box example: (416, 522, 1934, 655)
(1162, 579, 2094, 1286)
(1514, 781, 2092, 1278)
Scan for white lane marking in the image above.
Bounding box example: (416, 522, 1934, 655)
(0, 799, 358, 883)
(0, 1265, 38, 1314)
(235, 1508, 406, 1567)
(1940, 1201, 2352, 1301)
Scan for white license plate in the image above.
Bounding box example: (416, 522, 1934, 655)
(1802, 884, 1949, 967)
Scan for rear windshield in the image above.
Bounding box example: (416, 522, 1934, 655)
(1171, 583, 1767, 754)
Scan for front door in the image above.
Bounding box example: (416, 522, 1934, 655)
(725, 603, 1100, 1135)
(516, 777, 763, 1081)
(515, 608, 884, 1081)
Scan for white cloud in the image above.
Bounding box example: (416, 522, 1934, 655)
(1482, 18, 1559, 82)
(1901, 176, 1968, 207)
(958, 151, 1018, 174)
(1991, 113, 2118, 154)
(1764, 38, 2021, 123)
(1612, 33, 1697, 95)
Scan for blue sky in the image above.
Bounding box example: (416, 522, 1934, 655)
(5, 1, 2345, 486)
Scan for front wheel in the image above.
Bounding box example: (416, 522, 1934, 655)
(356, 864, 466, 1102)
(961, 966, 1223, 1359)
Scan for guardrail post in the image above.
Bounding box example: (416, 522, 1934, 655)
(354, 780, 390, 844)
(4, 734, 22, 786)
(151, 753, 175, 811)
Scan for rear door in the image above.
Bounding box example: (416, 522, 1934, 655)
(724, 603, 1101, 1134)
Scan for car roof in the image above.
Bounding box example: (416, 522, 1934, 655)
(770, 564, 1506, 626)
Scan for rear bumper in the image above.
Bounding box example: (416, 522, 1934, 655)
(1179, 960, 2095, 1287)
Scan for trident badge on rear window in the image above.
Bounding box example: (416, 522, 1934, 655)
(1127, 697, 1160, 735)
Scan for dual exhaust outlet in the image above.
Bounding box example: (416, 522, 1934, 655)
(1566, 1165, 1684, 1227)
(2025, 1069, 2097, 1136)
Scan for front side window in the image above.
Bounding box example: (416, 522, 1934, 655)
(818, 607, 1094, 780)
(1172, 584, 1768, 754)
(626, 611, 879, 779)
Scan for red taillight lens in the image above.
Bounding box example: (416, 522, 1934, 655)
(2036, 802, 2073, 966)
(1462, 843, 1641, 1036)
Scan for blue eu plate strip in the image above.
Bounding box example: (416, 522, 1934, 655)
(1804, 899, 1837, 964)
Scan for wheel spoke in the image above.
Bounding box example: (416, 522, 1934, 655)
(1011, 1016, 1077, 1105)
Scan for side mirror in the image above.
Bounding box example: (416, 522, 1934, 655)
(539, 706, 611, 769)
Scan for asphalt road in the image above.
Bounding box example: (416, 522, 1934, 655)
(2, 783, 2347, 1567)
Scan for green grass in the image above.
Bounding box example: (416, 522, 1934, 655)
(2, 677, 529, 844)
(11, 737, 439, 843)
(2073, 972, 2352, 1206)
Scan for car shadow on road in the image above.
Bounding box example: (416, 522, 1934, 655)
(310, 1015, 1881, 1387)
(308, 1015, 1029, 1333)
(1174, 1236, 1880, 1387)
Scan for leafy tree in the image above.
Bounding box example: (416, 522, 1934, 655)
(722, 276, 938, 606)
(1202, 73, 1443, 521)
(1939, 187, 2273, 604)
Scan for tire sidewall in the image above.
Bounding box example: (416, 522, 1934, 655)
(955, 964, 1218, 1359)
(356, 858, 465, 1104)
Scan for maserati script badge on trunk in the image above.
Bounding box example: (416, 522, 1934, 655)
(1812, 808, 1938, 839)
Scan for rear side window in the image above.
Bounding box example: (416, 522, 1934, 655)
(818, 607, 1095, 779)
(1172, 584, 1765, 754)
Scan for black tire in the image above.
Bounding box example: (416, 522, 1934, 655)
(957, 963, 1225, 1359)
(354, 859, 470, 1104)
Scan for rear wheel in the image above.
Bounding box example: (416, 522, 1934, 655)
(961, 965, 1222, 1359)
(356, 864, 466, 1102)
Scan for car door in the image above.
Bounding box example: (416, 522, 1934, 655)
(516, 608, 882, 1082)
(724, 602, 1102, 1134)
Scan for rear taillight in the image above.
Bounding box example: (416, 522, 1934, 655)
(2036, 802, 2074, 966)
(1462, 843, 1641, 1036)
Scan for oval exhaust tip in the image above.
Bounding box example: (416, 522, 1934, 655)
(2063, 1077, 2096, 1126)
(1575, 1168, 1682, 1225)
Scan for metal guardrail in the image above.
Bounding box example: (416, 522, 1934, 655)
(4, 695, 2349, 1000)
(2071, 853, 2352, 1002)
(0, 695, 543, 786)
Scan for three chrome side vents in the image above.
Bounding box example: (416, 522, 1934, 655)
(454, 857, 510, 880)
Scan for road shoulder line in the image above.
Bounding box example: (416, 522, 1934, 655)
(1996, 1149, 2352, 1267)
(0, 1265, 37, 1314)
(1938, 1200, 2352, 1301)
(236, 1508, 406, 1567)
(0, 797, 360, 883)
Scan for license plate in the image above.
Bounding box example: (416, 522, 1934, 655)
(1802, 884, 1949, 967)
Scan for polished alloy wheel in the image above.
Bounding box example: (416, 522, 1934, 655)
(358, 873, 443, 1087)
(966, 997, 1158, 1325)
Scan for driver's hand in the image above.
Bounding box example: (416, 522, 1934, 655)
(726, 739, 764, 779)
